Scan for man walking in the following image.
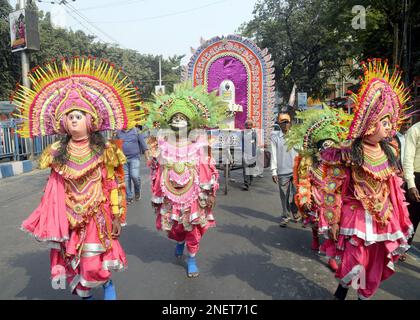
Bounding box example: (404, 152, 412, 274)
(242, 119, 257, 190)
(270, 113, 298, 227)
(403, 119, 420, 259)
(116, 126, 149, 204)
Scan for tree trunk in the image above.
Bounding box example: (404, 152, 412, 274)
(393, 23, 399, 67)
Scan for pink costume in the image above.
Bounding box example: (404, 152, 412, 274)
(295, 157, 338, 259)
(320, 142, 413, 298)
(318, 59, 413, 300)
(288, 106, 353, 271)
(150, 135, 219, 255)
(13, 57, 144, 298)
(144, 81, 225, 277)
(22, 140, 128, 297)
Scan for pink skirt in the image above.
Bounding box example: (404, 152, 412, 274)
(334, 199, 413, 299)
(50, 216, 127, 298)
(336, 200, 412, 254)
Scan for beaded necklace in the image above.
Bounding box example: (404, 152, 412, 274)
(352, 142, 395, 225)
(54, 138, 103, 180)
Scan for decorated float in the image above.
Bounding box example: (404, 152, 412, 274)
(183, 35, 276, 193)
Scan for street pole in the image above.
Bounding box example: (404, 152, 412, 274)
(19, 0, 30, 88)
(19, 0, 34, 160)
(159, 55, 162, 87)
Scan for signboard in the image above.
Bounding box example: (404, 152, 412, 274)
(297, 92, 307, 110)
(155, 85, 165, 95)
(9, 9, 40, 52)
(220, 80, 235, 104)
(207, 129, 242, 149)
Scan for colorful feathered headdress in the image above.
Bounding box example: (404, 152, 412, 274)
(144, 81, 226, 129)
(11, 57, 145, 138)
(286, 105, 353, 155)
(347, 58, 410, 139)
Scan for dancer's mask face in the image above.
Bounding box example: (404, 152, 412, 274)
(66, 110, 88, 140)
(170, 113, 188, 131)
(366, 116, 392, 143)
(321, 139, 335, 150)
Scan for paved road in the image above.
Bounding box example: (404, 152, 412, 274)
(0, 164, 419, 300)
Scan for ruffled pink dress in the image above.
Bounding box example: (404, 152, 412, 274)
(319, 143, 413, 299)
(149, 135, 219, 254)
(21, 140, 127, 298)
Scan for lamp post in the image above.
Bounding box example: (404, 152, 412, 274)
(18, 0, 35, 160)
(19, 0, 30, 89)
(159, 55, 162, 87)
(171, 65, 182, 90)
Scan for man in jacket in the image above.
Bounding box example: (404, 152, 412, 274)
(116, 127, 149, 203)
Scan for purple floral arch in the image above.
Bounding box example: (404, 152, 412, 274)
(183, 35, 276, 144)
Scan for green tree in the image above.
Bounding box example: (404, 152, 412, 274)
(240, 0, 420, 102)
(0, 0, 21, 100)
(346, 0, 420, 85)
(240, 0, 354, 100)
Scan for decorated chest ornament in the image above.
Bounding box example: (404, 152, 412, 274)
(285, 105, 353, 156)
(347, 58, 410, 139)
(144, 81, 226, 130)
(11, 56, 146, 138)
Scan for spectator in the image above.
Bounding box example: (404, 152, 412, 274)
(401, 119, 420, 261)
(270, 113, 298, 227)
(242, 119, 257, 190)
(116, 126, 149, 204)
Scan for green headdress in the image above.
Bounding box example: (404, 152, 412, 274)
(286, 105, 353, 156)
(144, 81, 226, 129)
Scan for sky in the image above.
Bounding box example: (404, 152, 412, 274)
(10, 0, 258, 64)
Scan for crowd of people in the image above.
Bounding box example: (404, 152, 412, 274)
(13, 56, 419, 300)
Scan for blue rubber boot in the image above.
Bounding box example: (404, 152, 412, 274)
(187, 256, 199, 278)
(103, 280, 117, 300)
(175, 242, 185, 258)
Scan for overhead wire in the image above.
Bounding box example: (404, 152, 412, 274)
(26, 0, 181, 85)
(35, 0, 122, 45)
(91, 0, 228, 24)
(62, 5, 110, 44)
(77, 0, 146, 12)
(63, 1, 122, 46)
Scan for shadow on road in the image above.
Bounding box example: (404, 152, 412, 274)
(120, 224, 181, 265)
(395, 259, 420, 274)
(216, 224, 420, 300)
(219, 205, 280, 224)
(8, 223, 178, 299)
(8, 250, 77, 300)
(216, 168, 277, 195)
(217, 223, 317, 260)
(379, 266, 420, 300)
(210, 252, 332, 299)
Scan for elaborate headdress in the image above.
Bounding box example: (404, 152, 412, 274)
(347, 58, 410, 139)
(145, 81, 226, 129)
(11, 57, 145, 137)
(286, 105, 353, 156)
